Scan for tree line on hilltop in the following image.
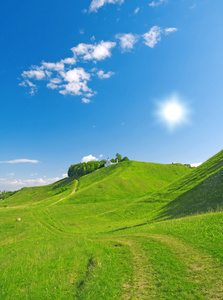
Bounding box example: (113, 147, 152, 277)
(68, 153, 129, 179)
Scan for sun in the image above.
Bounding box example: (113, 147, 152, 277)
(156, 94, 190, 130)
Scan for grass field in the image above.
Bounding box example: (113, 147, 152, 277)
(1, 151, 223, 299)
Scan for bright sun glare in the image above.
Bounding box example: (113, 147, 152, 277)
(156, 94, 190, 130)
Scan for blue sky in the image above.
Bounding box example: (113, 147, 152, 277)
(1, 0, 223, 191)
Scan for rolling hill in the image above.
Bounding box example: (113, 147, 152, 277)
(0, 151, 223, 299)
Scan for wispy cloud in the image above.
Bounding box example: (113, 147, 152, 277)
(116, 33, 139, 52)
(22, 68, 45, 80)
(19, 40, 116, 98)
(134, 7, 140, 14)
(0, 159, 39, 164)
(164, 27, 178, 35)
(19, 27, 177, 100)
(143, 26, 162, 48)
(71, 41, 116, 61)
(143, 26, 177, 48)
(149, 0, 167, 7)
(82, 98, 91, 104)
(0, 176, 63, 188)
(89, 0, 124, 13)
(19, 80, 37, 95)
(97, 70, 115, 79)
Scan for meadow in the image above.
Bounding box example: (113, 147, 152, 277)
(0, 151, 223, 299)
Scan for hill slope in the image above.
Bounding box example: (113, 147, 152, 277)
(64, 160, 192, 204)
(1, 152, 223, 299)
(0, 177, 77, 208)
(152, 149, 223, 220)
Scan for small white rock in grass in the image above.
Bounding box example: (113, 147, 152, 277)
(16, 218, 21, 222)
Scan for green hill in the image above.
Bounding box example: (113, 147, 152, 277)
(65, 160, 192, 204)
(152, 149, 223, 220)
(0, 152, 223, 299)
(0, 177, 77, 208)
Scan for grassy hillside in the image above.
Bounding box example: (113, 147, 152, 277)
(152, 149, 223, 220)
(0, 153, 223, 299)
(65, 160, 192, 204)
(0, 177, 77, 208)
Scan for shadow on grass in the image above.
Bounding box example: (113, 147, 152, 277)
(156, 169, 223, 220)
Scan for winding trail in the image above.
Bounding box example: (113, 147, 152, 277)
(95, 233, 223, 299)
(49, 180, 78, 207)
(28, 177, 223, 299)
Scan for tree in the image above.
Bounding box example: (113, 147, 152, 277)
(116, 153, 122, 162)
(122, 156, 130, 162)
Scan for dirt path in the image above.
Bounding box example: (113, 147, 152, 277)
(98, 233, 223, 299)
(49, 181, 78, 207)
(118, 238, 158, 300)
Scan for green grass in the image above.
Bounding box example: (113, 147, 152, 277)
(0, 151, 223, 299)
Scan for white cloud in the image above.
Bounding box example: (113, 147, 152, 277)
(85, 92, 95, 98)
(46, 77, 62, 90)
(59, 82, 90, 96)
(165, 27, 178, 35)
(25, 80, 36, 87)
(143, 26, 162, 48)
(89, 0, 124, 13)
(116, 33, 138, 51)
(81, 154, 98, 163)
(47, 82, 60, 90)
(42, 61, 64, 72)
(155, 93, 191, 131)
(20, 29, 177, 100)
(71, 41, 116, 61)
(82, 98, 91, 104)
(99, 154, 103, 158)
(19, 80, 37, 96)
(149, 0, 167, 7)
(61, 57, 76, 65)
(0, 173, 70, 190)
(97, 70, 115, 79)
(143, 26, 177, 48)
(50, 78, 62, 84)
(22, 67, 45, 80)
(59, 68, 91, 96)
(0, 177, 61, 188)
(63, 68, 90, 83)
(0, 159, 39, 164)
(134, 7, 140, 14)
(190, 162, 202, 168)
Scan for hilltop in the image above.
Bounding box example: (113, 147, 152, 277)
(0, 151, 223, 299)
